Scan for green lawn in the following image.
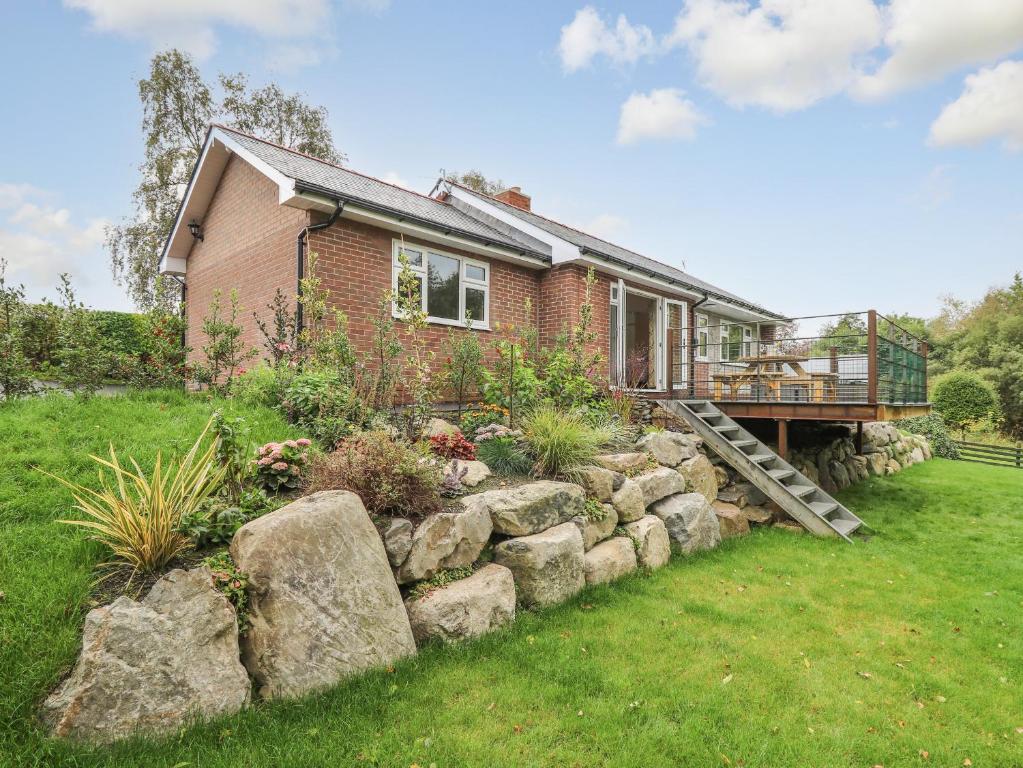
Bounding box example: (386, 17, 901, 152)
(2, 395, 1021, 767)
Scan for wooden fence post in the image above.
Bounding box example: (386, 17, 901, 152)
(867, 310, 878, 405)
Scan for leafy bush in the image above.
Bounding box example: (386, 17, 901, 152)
(232, 364, 290, 409)
(932, 371, 1000, 435)
(253, 438, 311, 493)
(308, 431, 442, 518)
(893, 413, 961, 459)
(45, 419, 226, 575)
(0, 261, 36, 402)
(283, 370, 369, 449)
(475, 435, 531, 475)
(180, 488, 284, 547)
(520, 405, 614, 478)
(192, 288, 257, 395)
(480, 341, 541, 418)
(443, 319, 484, 419)
(460, 404, 509, 435)
(56, 274, 112, 396)
(123, 307, 189, 389)
(429, 432, 477, 460)
(201, 551, 251, 632)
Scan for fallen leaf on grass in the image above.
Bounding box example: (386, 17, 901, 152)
(486, 702, 495, 711)
(919, 749, 929, 759)
(722, 674, 733, 685)
(935, 695, 946, 703)
(857, 671, 872, 680)
(804, 658, 812, 669)
(963, 760, 972, 767)
(513, 724, 522, 734)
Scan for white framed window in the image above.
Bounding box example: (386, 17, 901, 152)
(696, 313, 709, 360)
(721, 322, 753, 362)
(743, 326, 754, 358)
(392, 240, 489, 329)
(609, 283, 620, 386)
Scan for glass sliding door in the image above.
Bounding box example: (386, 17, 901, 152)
(666, 300, 687, 390)
(624, 290, 659, 389)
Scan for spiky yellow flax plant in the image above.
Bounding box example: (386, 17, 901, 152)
(41, 418, 227, 577)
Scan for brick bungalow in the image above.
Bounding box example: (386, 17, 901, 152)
(161, 125, 786, 400)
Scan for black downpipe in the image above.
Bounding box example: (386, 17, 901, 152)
(689, 294, 710, 399)
(296, 201, 345, 337)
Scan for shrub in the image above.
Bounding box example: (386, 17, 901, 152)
(932, 371, 1000, 435)
(0, 260, 36, 402)
(45, 418, 226, 576)
(252, 438, 311, 493)
(232, 364, 291, 410)
(180, 488, 284, 548)
(475, 435, 531, 475)
(308, 431, 442, 518)
(56, 273, 111, 396)
(480, 341, 541, 421)
(893, 413, 961, 459)
(125, 307, 189, 389)
(283, 370, 369, 449)
(520, 404, 614, 478)
(429, 432, 477, 460)
(460, 404, 509, 435)
(442, 317, 484, 419)
(192, 288, 257, 395)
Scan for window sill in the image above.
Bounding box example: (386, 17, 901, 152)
(392, 311, 489, 332)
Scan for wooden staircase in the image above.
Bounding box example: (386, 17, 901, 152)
(663, 400, 865, 541)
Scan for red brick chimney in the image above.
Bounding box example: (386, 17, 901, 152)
(494, 186, 531, 211)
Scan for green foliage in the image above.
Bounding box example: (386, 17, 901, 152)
(55, 274, 111, 397)
(392, 246, 438, 441)
(520, 404, 615, 478)
(408, 565, 475, 600)
(583, 497, 609, 522)
(459, 404, 510, 436)
(541, 267, 603, 407)
(308, 431, 442, 518)
(108, 49, 343, 310)
(18, 299, 61, 370)
(282, 370, 369, 449)
(811, 313, 868, 356)
(0, 260, 36, 402)
(931, 370, 999, 435)
(444, 169, 505, 196)
(192, 289, 257, 395)
(252, 438, 311, 493)
(231, 364, 290, 410)
(254, 288, 299, 368)
(201, 551, 251, 632)
(180, 488, 283, 548)
(212, 411, 252, 503)
(475, 435, 531, 476)
(481, 341, 541, 414)
(124, 304, 189, 389)
(893, 413, 961, 460)
(443, 315, 484, 419)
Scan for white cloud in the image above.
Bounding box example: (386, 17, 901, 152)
(617, 88, 708, 144)
(855, 0, 1023, 99)
(558, 6, 655, 72)
(64, 0, 332, 59)
(667, 0, 883, 112)
(929, 60, 1023, 151)
(0, 183, 123, 309)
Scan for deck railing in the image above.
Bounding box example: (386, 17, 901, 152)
(662, 310, 928, 405)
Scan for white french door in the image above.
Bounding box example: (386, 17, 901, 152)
(665, 299, 688, 391)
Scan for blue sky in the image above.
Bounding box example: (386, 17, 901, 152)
(1, 1, 1021, 322)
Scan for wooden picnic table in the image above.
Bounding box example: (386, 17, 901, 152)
(714, 354, 839, 402)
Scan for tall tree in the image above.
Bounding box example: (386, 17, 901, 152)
(445, 169, 505, 196)
(107, 50, 343, 311)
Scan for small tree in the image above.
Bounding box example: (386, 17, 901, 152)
(254, 288, 299, 368)
(56, 274, 109, 397)
(931, 371, 999, 437)
(368, 293, 402, 411)
(443, 312, 484, 419)
(0, 260, 36, 402)
(392, 246, 437, 441)
(193, 289, 256, 395)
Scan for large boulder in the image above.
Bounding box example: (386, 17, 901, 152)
(583, 537, 638, 585)
(863, 422, 894, 448)
(636, 431, 699, 468)
(404, 564, 516, 645)
(865, 452, 887, 477)
(611, 478, 646, 522)
(396, 504, 493, 584)
(908, 446, 925, 465)
(848, 455, 869, 482)
(623, 515, 671, 569)
(470, 481, 585, 536)
(735, 481, 768, 507)
(380, 517, 413, 567)
(741, 504, 773, 525)
(424, 417, 461, 439)
(716, 485, 748, 508)
(712, 501, 750, 538)
(593, 452, 649, 474)
(649, 493, 722, 554)
(572, 503, 618, 551)
(231, 491, 416, 700)
(42, 567, 250, 743)
(445, 459, 491, 488)
(886, 458, 902, 475)
(828, 459, 851, 489)
(677, 455, 718, 503)
(493, 522, 585, 608)
(633, 467, 685, 507)
(573, 466, 615, 502)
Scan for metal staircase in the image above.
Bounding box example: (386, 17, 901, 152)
(663, 400, 865, 542)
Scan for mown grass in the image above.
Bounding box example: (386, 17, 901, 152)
(2, 396, 1021, 767)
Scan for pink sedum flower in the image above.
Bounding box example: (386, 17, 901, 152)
(296, 438, 312, 447)
(271, 461, 289, 471)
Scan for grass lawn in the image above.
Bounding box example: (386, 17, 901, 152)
(2, 394, 1022, 767)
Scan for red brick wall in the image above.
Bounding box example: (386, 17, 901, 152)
(184, 156, 309, 369)
(538, 264, 613, 379)
(305, 218, 542, 399)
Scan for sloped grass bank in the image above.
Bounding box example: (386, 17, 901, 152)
(2, 405, 1021, 766)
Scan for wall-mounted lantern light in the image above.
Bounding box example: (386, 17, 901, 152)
(188, 220, 204, 242)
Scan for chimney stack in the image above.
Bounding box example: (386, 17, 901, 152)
(494, 186, 531, 212)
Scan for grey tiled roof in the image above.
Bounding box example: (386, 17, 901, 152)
(449, 183, 782, 318)
(217, 126, 550, 260)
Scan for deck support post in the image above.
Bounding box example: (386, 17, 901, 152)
(867, 310, 878, 405)
(855, 420, 863, 455)
(777, 419, 789, 460)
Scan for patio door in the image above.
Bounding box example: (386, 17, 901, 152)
(666, 299, 688, 391)
(622, 287, 663, 390)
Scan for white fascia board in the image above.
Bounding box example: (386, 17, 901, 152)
(336, 201, 549, 270)
(159, 127, 298, 276)
(445, 185, 580, 264)
(576, 254, 779, 323)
